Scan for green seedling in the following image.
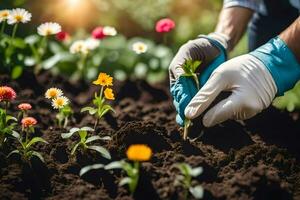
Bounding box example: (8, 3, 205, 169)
(61, 126, 111, 159)
(0, 109, 17, 147)
(181, 59, 201, 140)
(175, 163, 204, 199)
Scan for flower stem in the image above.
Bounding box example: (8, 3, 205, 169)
(0, 22, 6, 37)
(183, 119, 191, 140)
(193, 74, 200, 91)
(130, 161, 139, 195)
(11, 23, 18, 40)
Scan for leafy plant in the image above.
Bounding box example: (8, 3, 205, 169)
(174, 163, 204, 199)
(181, 59, 201, 140)
(61, 126, 111, 159)
(0, 109, 17, 147)
(80, 144, 152, 196)
(8, 117, 48, 162)
(81, 72, 115, 129)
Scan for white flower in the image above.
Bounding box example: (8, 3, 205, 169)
(85, 38, 100, 50)
(7, 8, 31, 25)
(70, 40, 89, 54)
(132, 42, 148, 54)
(51, 96, 69, 109)
(0, 10, 10, 23)
(37, 22, 61, 36)
(103, 26, 117, 36)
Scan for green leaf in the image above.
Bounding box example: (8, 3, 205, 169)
(31, 151, 45, 163)
(190, 167, 203, 177)
(11, 66, 23, 79)
(61, 131, 75, 139)
(88, 146, 111, 159)
(105, 161, 125, 170)
(100, 136, 112, 141)
(7, 150, 20, 158)
(85, 135, 102, 144)
(80, 127, 94, 132)
(11, 131, 20, 139)
(79, 130, 87, 141)
(119, 177, 132, 186)
(42, 53, 75, 70)
(71, 143, 81, 155)
(81, 107, 97, 115)
(6, 115, 17, 123)
(189, 185, 204, 199)
(80, 164, 104, 176)
(25, 35, 40, 45)
(26, 137, 48, 148)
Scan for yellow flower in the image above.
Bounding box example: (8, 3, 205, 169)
(45, 88, 63, 99)
(93, 73, 113, 86)
(51, 96, 69, 109)
(126, 144, 152, 162)
(104, 88, 115, 100)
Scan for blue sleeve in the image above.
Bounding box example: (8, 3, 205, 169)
(223, 0, 261, 12)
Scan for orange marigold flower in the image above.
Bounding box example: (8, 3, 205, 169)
(126, 144, 152, 162)
(104, 88, 115, 100)
(21, 117, 37, 128)
(18, 103, 32, 110)
(93, 73, 113, 86)
(0, 86, 16, 102)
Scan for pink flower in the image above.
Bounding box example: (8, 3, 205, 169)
(18, 103, 32, 111)
(155, 18, 175, 33)
(92, 26, 106, 40)
(21, 117, 37, 128)
(56, 31, 70, 42)
(0, 86, 16, 102)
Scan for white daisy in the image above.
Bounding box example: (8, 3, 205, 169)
(70, 40, 89, 54)
(0, 10, 10, 23)
(37, 22, 61, 36)
(45, 88, 63, 99)
(103, 26, 117, 36)
(51, 96, 69, 109)
(132, 42, 148, 54)
(7, 8, 31, 25)
(85, 38, 100, 50)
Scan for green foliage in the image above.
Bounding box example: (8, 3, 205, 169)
(0, 108, 17, 147)
(273, 81, 300, 112)
(61, 127, 111, 159)
(175, 163, 204, 199)
(56, 105, 73, 129)
(80, 160, 140, 195)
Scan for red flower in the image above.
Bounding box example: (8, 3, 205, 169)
(155, 18, 175, 33)
(0, 86, 16, 102)
(56, 31, 70, 42)
(21, 117, 37, 128)
(18, 103, 32, 111)
(92, 26, 106, 40)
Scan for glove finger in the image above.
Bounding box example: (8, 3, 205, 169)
(184, 72, 227, 119)
(202, 94, 237, 127)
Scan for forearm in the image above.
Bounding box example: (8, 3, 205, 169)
(279, 17, 300, 63)
(214, 7, 253, 51)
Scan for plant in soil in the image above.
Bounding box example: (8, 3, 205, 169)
(81, 72, 115, 129)
(61, 126, 111, 159)
(0, 86, 17, 147)
(8, 117, 48, 162)
(174, 163, 204, 199)
(181, 59, 201, 140)
(80, 144, 152, 196)
(45, 88, 73, 128)
(17, 103, 32, 119)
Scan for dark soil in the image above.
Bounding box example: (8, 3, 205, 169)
(0, 71, 300, 200)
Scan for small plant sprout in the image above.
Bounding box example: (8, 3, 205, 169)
(81, 72, 115, 129)
(174, 163, 204, 199)
(0, 86, 17, 147)
(80, 144, 152, 196)
(18, 103, 32, 119)
(61, 126, 111, 159)
(181, 59, 202, 140)
(8, 117, 48, 162)
(45, 88, 73, 128)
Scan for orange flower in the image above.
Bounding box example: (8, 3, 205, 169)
(126, 144, 152, 162)
(0, 86, 16, 102)
(104, 88, 115, 100)
(21, 117, 37, 128)
(18, 103, 32, 111)
(93, 73, 113, 86)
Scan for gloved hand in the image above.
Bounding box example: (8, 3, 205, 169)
(185, 37, 300, 127)
(169, 33, 229, 126)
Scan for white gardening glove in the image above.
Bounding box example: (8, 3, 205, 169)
(184, 54, 277, 127)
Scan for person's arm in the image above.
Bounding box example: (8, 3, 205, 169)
(214, 6, 254, 51)
(279, 17, 300, 62)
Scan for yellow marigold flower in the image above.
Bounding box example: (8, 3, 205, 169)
(104, 88, 115, 100)
(45, 88, 63, 99)
(52, 96, 69, 109)
(93, 73, 113, 86)
(126, 144, 152, 162)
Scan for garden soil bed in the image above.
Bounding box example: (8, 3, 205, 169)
(0, 71, 300, 200)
